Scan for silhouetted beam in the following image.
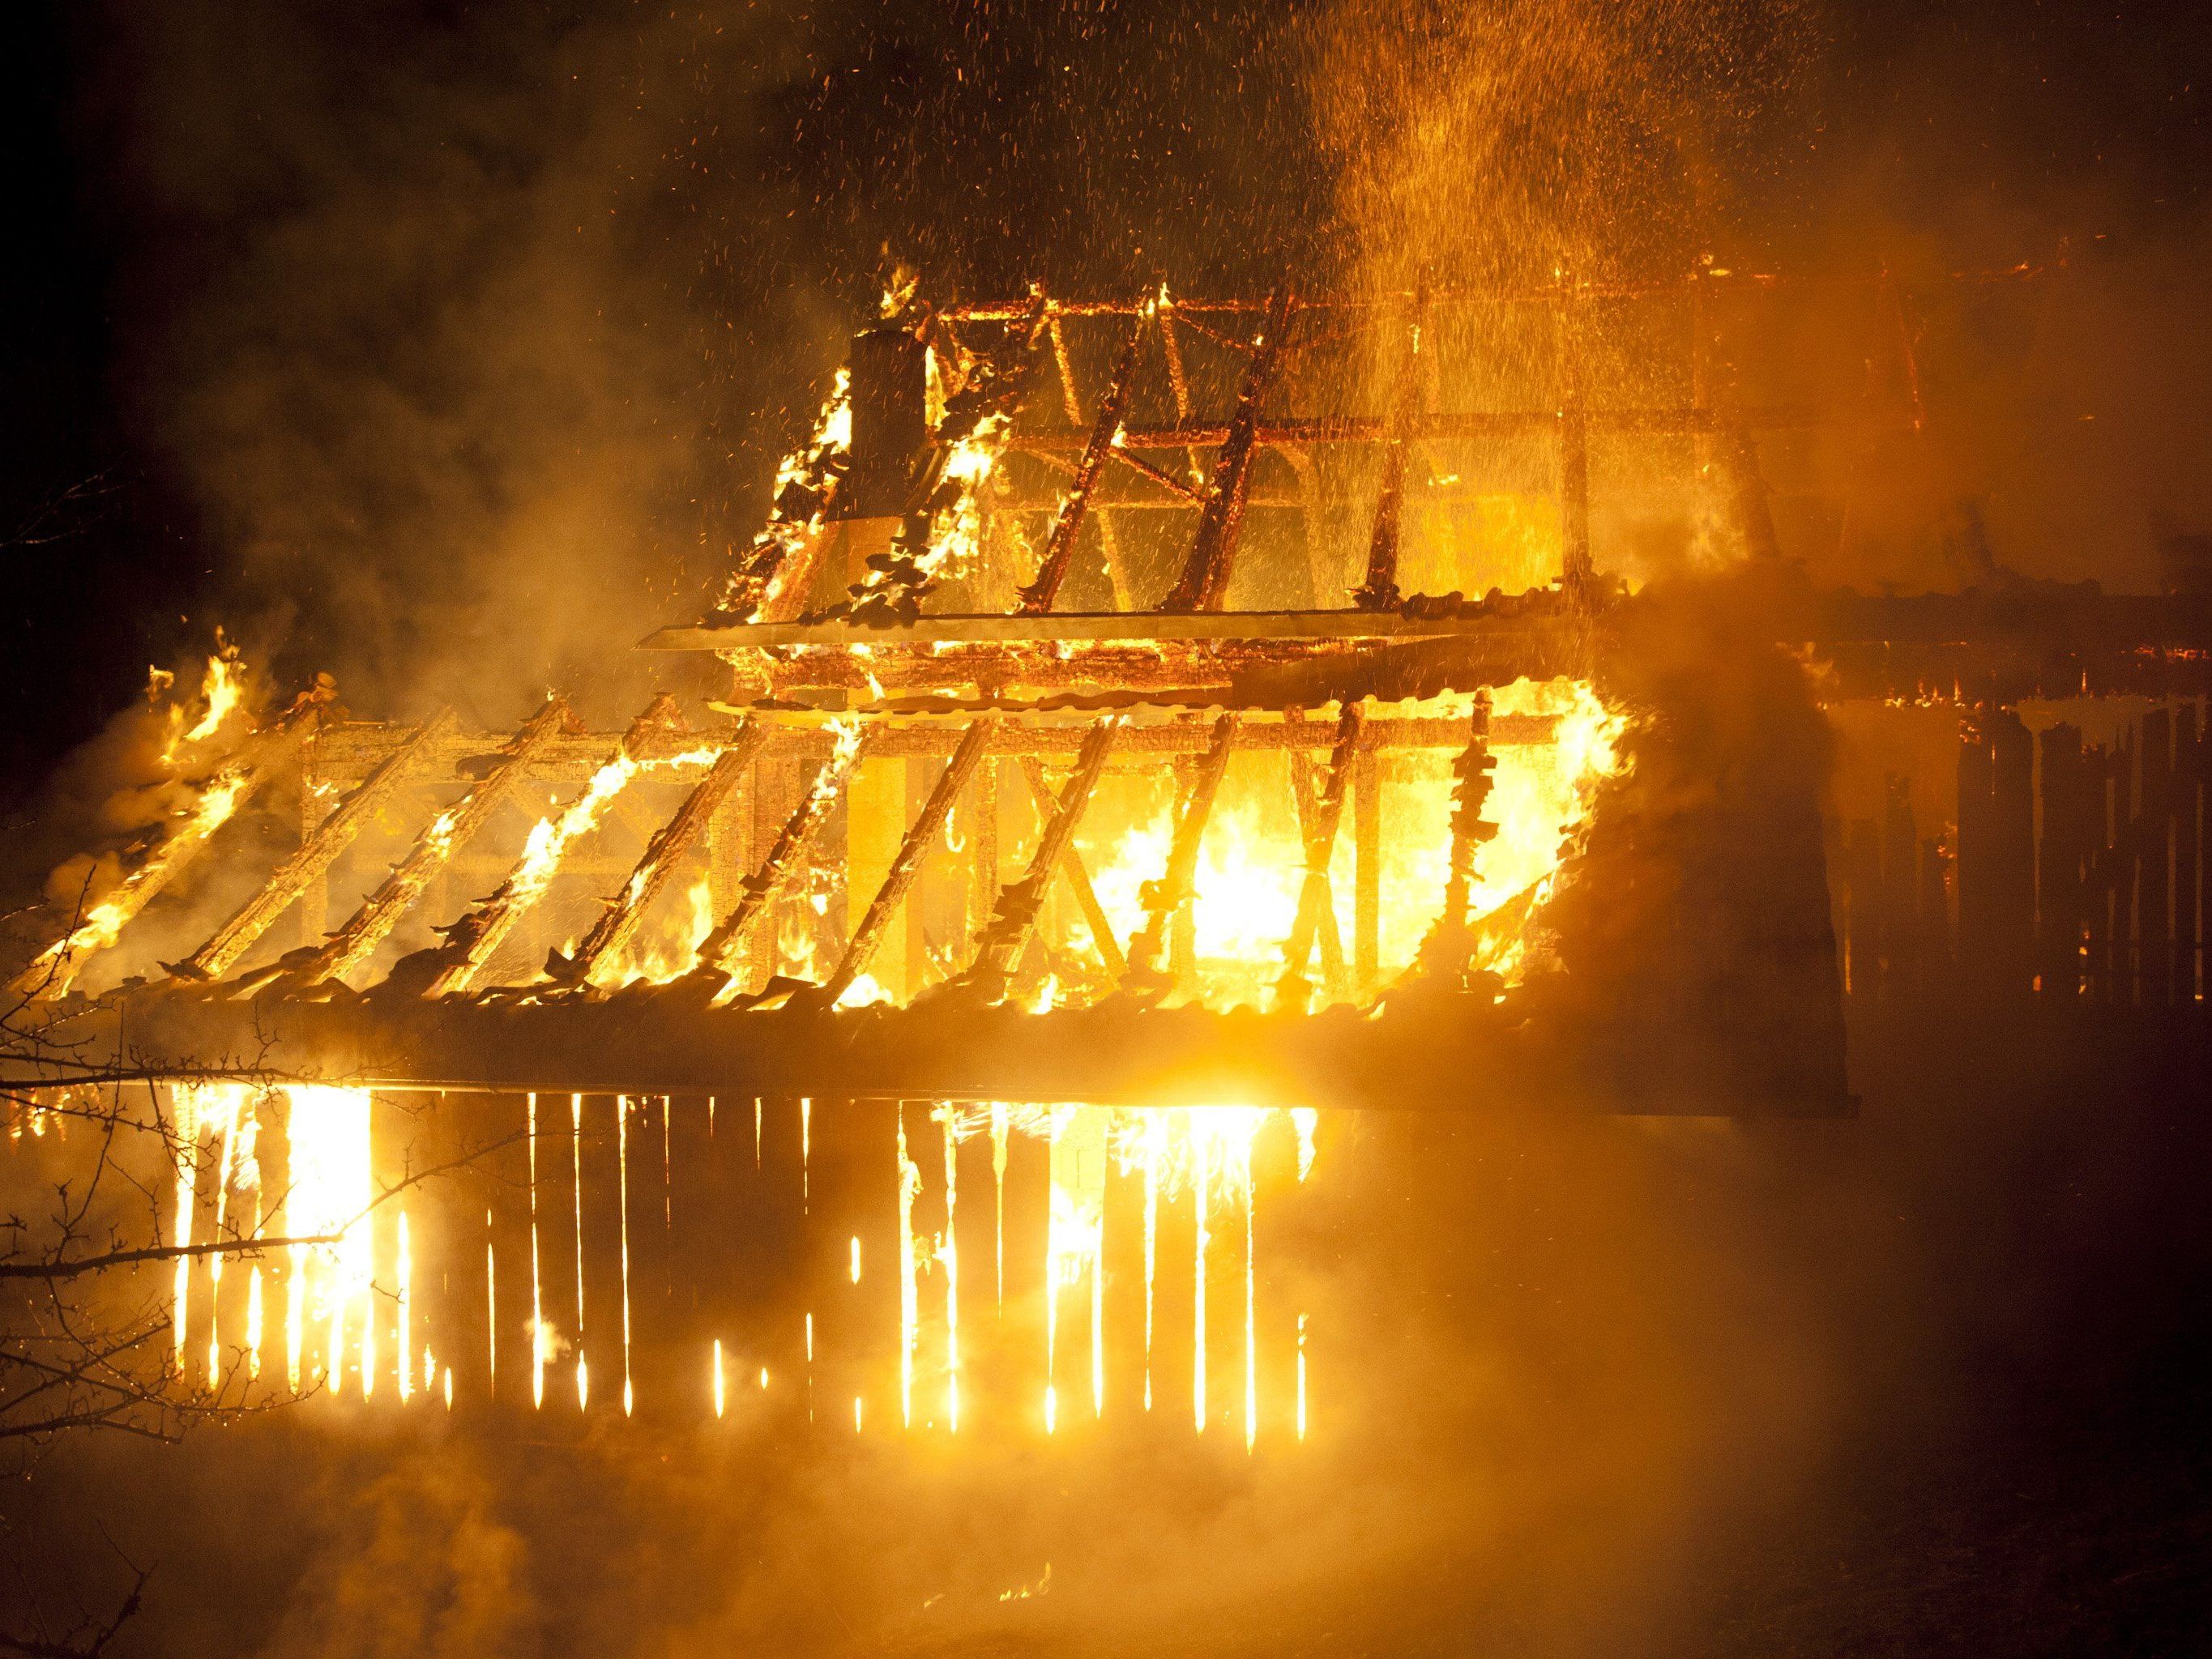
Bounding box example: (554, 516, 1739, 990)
(301, 698, 573, 985)
(1276, 705, 1366, 1010)
(1019, 304, 1151, 613)
(421, 697, 690, 998)
(1117, 714, 1241, 1003)
(15, 693, 329, 1000)
(819, 718, 997, 1004)
(955, 717, 1122, 1004)
(566, 723, 770, 989)
(1015, 754, 1125, 979)
(1160, 287, 1296, 612)
(690, 728, 878, 993)
(1355, 288, 1425, 609)
(178, 709, 460, 983)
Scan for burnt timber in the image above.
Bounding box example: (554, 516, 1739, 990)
(19, 276, 2210, 1115)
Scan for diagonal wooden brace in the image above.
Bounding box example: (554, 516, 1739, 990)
(178, 708, 461, 982)
(1355, 287, 1427, 609)
(1018, 303, 1151, 613)
(1015, 755, 1126, 979)
(955, 716, 1122, 1004)
(690, 728, 877, 995)
(1159, 286, 1296, 612)
(1117, 713, 1240, 1001)
(818, 717, 997, 1005)
(565, 723, 770, 989)
(15, 689, 331, 1000)
(1275, 704, 1367, 1009)
(419, 697, 694, 997)
(299, 697, 574, 985)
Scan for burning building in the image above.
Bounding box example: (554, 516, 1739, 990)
(6, 268, 2207, 1454)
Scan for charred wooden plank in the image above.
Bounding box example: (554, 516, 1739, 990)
(1015, 754, 1125, 979)
(1019, 305, 1151, 613)
(17, 691, 331, 999)
(1120, 714, 1240, 1002)
(690, 729, 876, 993)
(952, 718, 1121, 1004)
(1159, 287, 1296, 612)
(555, 723, 769, 989)
(180, 710, 460, 980)
(301, 698, 574, 986)
(422, 698, 690, 997)
(1354, 292, 1426, 610)
(1276, 704, 1365, 1009)
(816, 719, 997, 1005)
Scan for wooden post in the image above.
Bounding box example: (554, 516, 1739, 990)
(2036, 726, 2080, 997)
(665, 1093, 718, 1420)
(1250, 1112, 1301, 1448)
(1955, 715, 1996, 983)
(2107, 731, 2137, 1000)
(1880, 777, 1919, 992)
(1354, 749, 1381, 995)
(1843, 820, 1880, 1001)
(1150, 1140, 1198, 1440)
(1990, 710, 2035, 996)
(574, 1094, 626, 1416)
(1000, 1118, 1051, 1435)
(2139, 709, 2173, 1005)
(183, 710, 460, 979)
(1100, 1124, 1147, 1431)
(622, 1094, 673, 1417)
(304, 699, 572, 985)
(1557, 288, 1594, 596)
(1161, 287, 1296, 612)
(809, 1099, 899, 1435)
(900, 1102, 951, 1432)
(529, 1091, 583, 1417)
(2176, 705, 2201, 1000)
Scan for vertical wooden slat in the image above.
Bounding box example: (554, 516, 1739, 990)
(809, 1098, 899, 1434)
(2139, 709, 2173, 1006)
(1151, 1153, 1198, 1438)
(951, 1120, 1001, 1434)
(1879, 777, 1919, 992)
(1250, 1113, 1301, 1448)
(2037, 726, 2084, 997)
(437, 1093, 490, 1410)
(1990, 710, 2035, 995)
(530, 1091, 583, 1416)
(474, 1092, 533, 1414)
(901, 1102, 950, 1432)
(575, 1093, 626, 1415)
(365, 1091, 409, 1404)
(2107, 731, 2137, 1000)
(1843, 820, 1880, 1000)
(1354, 748, 1381, 995)
(1919, 835, 1953, 990)
(665, 1093, 717, 1418)
(1000, 1120, 1052, 1435)
(2176, 706, 2201, 1000)
(622, 1094, 673, 1416)
(1101, 1131, 1147, 1431)
(410, 1092, 451, 1407)
(1202, 1154, 1249, 1444)
(752, 1098, 808, 1418)
(254, 1086, 292, 1402)
(1956, 716, 1996, 981)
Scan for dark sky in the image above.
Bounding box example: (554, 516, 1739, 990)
(0, 0, 2206, 796)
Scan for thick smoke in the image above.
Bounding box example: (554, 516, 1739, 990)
(7, 0, 2212, 1651)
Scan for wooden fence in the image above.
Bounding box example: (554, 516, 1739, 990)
(1830, 705, 2207, 1004)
